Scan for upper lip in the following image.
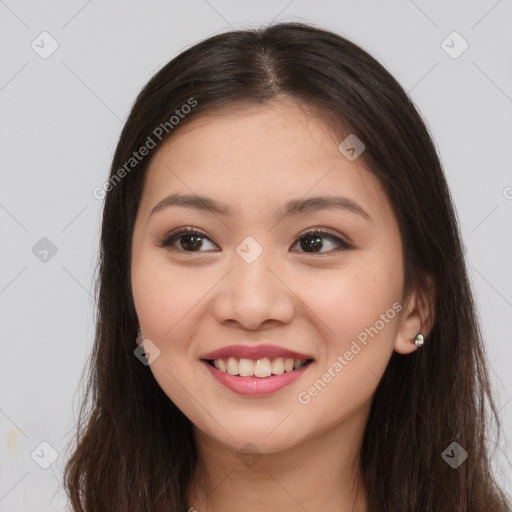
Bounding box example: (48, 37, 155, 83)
(201, 344, 314, 361)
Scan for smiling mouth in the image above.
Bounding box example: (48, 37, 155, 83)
(204, 357, 314, 378)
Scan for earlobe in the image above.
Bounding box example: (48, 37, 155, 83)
(394, 332, 425, 355)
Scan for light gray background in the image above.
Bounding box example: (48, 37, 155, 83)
(1, 0, 511, 510)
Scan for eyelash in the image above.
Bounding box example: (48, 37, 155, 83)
(159, 226, 352, 254)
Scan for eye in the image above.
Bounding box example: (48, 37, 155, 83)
(159, 227, 351, 254)
(291, 228, 351, 254)
(160, 227, 218, 253)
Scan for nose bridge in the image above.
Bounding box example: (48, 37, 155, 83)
(212, 235, 295, 328)
(231, 235, 277, 295)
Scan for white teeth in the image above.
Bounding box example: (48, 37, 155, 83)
(211, 357, 309, 377)
(271, 357, 284, 375)
(254, 357, 271, 378)
(227, 357, 238, 375)
(238, 358, 254, 377)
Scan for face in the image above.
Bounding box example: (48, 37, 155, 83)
(130, 98, 411, 454)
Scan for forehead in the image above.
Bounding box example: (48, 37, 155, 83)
(139, 100, 393, 228)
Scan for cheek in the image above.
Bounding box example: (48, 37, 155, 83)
(294, 263, 400, 420)
(312, 264, 399, 330)
(131, 253, 208, 402)
(131, 250, 202, 340)
(132, 252, 232, 359)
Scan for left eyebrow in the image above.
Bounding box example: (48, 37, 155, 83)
(276, 195, 372, 223)
(149, 193, 372, 223)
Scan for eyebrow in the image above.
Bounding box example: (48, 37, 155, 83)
(149, 193, 372, 222)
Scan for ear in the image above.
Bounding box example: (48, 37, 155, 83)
(394, 276, 435, 354)
(136, 327, 143, 346)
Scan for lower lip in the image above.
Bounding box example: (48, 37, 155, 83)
(201, 360, 313, 396)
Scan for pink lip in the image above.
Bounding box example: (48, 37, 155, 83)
(201, 343, 314, 361)
(201, 360, 313, 396)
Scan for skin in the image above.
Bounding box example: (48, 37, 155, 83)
(130, 97, 433, 512)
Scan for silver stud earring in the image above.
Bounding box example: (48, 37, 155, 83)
(136, 328, 142, 344)
(414, 333, 424, 347)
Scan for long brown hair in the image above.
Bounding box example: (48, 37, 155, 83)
(63, 21, 511, 511)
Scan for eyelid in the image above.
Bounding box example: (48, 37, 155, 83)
(164, 225, 209, 239)
(296, 225, 350, 243)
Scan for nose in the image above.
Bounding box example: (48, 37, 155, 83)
(212, 249, 296, 331)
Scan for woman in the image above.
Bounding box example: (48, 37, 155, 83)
(63, 22, 511, 511)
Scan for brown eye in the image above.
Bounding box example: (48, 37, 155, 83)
(161, 228, 218, 252)
(292, 230, 351, 254)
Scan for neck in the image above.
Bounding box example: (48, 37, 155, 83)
(186, 400, 370, 512)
